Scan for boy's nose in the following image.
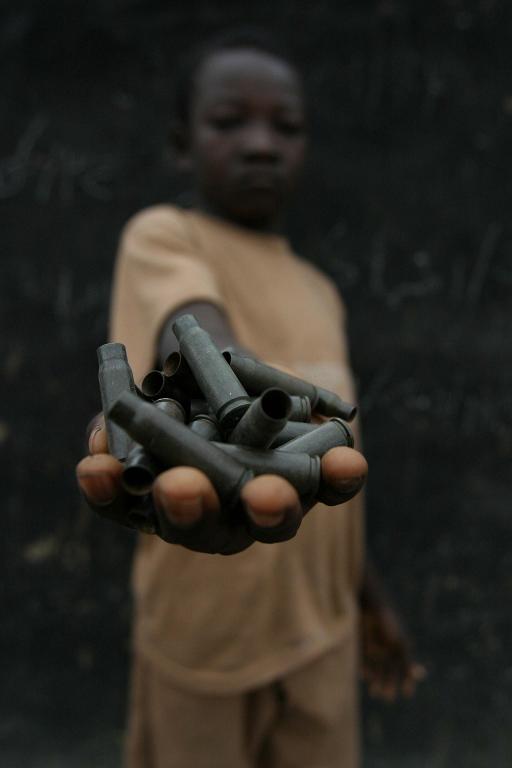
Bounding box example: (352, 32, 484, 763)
(240, 122, 280, 160)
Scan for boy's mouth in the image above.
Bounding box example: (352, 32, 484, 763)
(237, 170, 282, 191)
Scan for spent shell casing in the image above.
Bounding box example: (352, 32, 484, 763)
(140, 369, 167, 399)
(277, 419, 357, 507)
(189, 398, 211, 420)
(287, 395, 312, 422)
(97, 342, 136, 461)
(163, 351, 203, 398)
(314, 387, 357, 421)
(228, 388, 292, 449)
(276, 418, 354, 455)
(110, 392, 253, 509)
(213, 443, 320, 498)
(223, 350, 357, 422)
(122, 445, 162, 496)
(189, 415, 222, 442)
(223, 350, 316, 402)
(153, 397, 186, 423)
(270, 421, 317, 448)
(173, 315, 252, 433)
(121, 398, 186, 495)
(140, 370, 189, 414)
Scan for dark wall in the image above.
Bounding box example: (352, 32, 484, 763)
(2, 1, 511, 765)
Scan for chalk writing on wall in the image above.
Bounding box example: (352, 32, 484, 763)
(0, 116, 116, 203)
(318, 220, 508, 310)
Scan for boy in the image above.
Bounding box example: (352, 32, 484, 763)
(77, 31, 420, 768)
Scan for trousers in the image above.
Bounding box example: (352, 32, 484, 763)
(124, 642, 359, 768)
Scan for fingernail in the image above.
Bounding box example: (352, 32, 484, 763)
(88, 424, 103, 454)
(78, 472, 117, 505)
(332, 475, 365, 493)
(244, 502, 285, 528)
(154, 493, 203, 528)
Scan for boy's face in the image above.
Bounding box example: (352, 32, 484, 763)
(182, 48, 307, 230)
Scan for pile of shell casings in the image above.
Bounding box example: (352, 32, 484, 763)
(97, 314, 357, 533)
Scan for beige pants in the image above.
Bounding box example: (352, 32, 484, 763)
(124, 644, 359, 768)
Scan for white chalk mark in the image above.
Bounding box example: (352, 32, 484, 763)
(466, 222, 501, 306)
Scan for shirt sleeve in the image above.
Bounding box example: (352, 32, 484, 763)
(109, 206, 224, 382)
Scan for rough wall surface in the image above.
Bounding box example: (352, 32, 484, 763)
(2, 1, 511, 765)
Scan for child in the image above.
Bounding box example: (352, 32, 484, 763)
(77, 30, 420, 768)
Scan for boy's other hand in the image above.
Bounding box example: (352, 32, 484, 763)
(76, 416, 367, 555)
(360, 602, 427, 701)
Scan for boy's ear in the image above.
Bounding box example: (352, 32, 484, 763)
(169, 121, 193, 171)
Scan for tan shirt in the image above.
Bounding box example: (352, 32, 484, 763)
(110, 205, 365, 693)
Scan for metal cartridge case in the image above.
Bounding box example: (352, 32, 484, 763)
(287, 395, 312, 422)
(189, 399, 211, 420)
(276, 418, 354, 455)
(163, 351, 203, 397)
(140, 370, 189, 413)
(109, 392, 253, 509)
(173, 315, 252, 433)
(97, 342, 136, 461)
(121, 398, 186, 495)
(189, 415, 222, 442)
(140, 370, 167, 400)
(276, 419, 357, 506)
(214, 443, 321, 498)
(270, 421, 317, 448)
(153, 397, 186, 424)
(122, 445, 162, 496)
(228, 388, 292, 448)
(314, 387, 357, 421)
(224, 350, 357, 422)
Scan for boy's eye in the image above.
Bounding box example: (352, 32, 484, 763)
(275, 119, 304, 136)
(209, 114, 243, 130)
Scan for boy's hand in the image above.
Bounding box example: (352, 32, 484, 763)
(360, 601, 427, 701)
(76, 415, 367, 555)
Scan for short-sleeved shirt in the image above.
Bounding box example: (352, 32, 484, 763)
(109, 205, 364, 694)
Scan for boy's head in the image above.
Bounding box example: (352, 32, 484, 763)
(171, 30, 307, 231)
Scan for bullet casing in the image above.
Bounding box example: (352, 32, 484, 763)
(224, 350, 357, 422)
(153, 397, 187, 423)
(189, 415, 222, 441)
(189, 399, 211, 420)
(173, 315, 252, 433)
(314, 387, 358, 421)
(270, 421, 317, 447)
(140, 369, 167, 399)
(121, 398, 186, 495)
(276, 418, 354, 455)
(223, 350, 316, 402)
(214, 442, 321, 498)
(287, 395, 312, 422)
(122, 445, 162, 496)
(276, 419, 356, 506)
(110, 392, 253, 509)
(228, 388, 292, 448)
(97, 342, 136, 461)
(140, 369, 190, 413)
(163, 351, 203, 398)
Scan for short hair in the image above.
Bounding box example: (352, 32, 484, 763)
(171, 28, 300, 134)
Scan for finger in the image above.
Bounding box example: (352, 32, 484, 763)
(77, 454, 157, 533)
(241, 475, 303, 543)
(401, 663, 428, 698)
(152, 467, 251, 554)
(368, 675, 399, 702)
(76, 453, 123, 504)
(320, 446, 368, 502)
(153, 466, 221, 529)
(88, 416, 108, 455)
